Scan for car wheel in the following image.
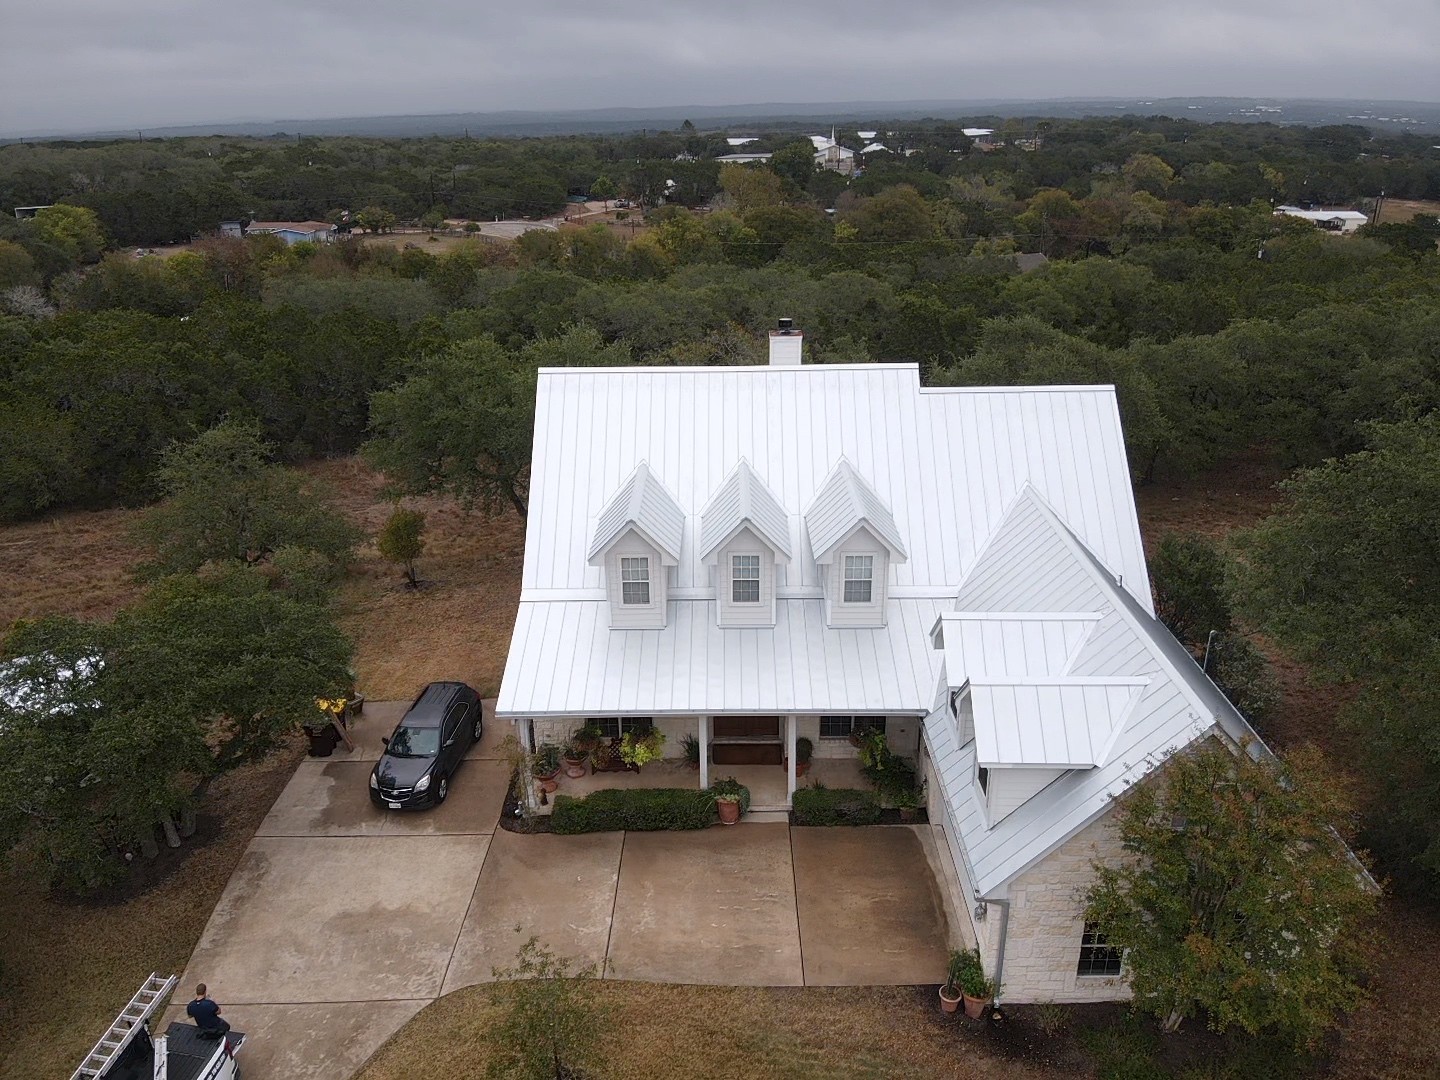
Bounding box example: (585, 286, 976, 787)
(472, 717, 483, 744)
(435, 775, 448, 803)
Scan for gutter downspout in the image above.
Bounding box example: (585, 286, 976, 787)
(977, 895, 1012, 1007)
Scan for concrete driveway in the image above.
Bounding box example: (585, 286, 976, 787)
(174, 702, 949, 1079)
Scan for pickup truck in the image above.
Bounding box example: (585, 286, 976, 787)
(71, 975, 246, 1080)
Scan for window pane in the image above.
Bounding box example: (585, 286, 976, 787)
(622, 581, 650, 604)
(588, 717, 621, 740)
(1077, 922, 1123, 976)
(733, 579, 760, 603)
(819, 716, 853, 739)
(620, 717, 654, 735)
(843, 555, 873, 603)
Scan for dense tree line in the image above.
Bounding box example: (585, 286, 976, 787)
(2, 115, 1436, 247)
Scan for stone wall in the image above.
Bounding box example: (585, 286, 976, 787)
(993, 811, 1132, 1003)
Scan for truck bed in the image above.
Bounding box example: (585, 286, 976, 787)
(98, 1022, 245, 1080)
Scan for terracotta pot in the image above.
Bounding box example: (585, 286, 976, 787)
(848, 732, 863, 748)
(534, 766, 561, 782)
(562, 757, 587, 779)
(939, 986, 960, 1014)
(538, 777, 560, 794)
(717, 799, 741, 825)
(962, 992, 987, 1019)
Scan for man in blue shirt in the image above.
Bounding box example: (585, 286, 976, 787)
(186, 983, 230, 1038)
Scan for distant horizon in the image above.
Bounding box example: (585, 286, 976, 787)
(7, 94, 1440, 142)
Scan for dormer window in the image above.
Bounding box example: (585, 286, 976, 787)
(621, 557, 650, 605)
(732, 555, 761, 603)
(587, 463, 685, 630)
(843, 555, 874, 603)
(699, 460, 792, 629)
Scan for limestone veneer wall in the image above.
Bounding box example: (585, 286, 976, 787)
(527, 715, 699, 759)
(992, 812, 1132, 1003)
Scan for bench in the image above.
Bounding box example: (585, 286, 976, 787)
(590, 738, 639, 774)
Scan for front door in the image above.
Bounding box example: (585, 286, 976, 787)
(711, 716, 783, 765)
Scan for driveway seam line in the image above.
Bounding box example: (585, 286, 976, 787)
(438, 817, 496, 996)
(602, 830, 625, 980)
(790, 824, 807, 987)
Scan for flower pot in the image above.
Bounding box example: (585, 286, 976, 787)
(534, 766, 561, 783)
(962, 992, 987, 1019)
(939, 986, 961, 1014)
(306, 725, 339, 757)
(784, 758, 811, 777)
(538, 776, 559, 794)
(562, 756, 587, 779)
(717, 799, 741, 825)
(848, 732, 863, 748)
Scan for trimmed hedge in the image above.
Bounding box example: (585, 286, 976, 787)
(550, 788, 715, 834)
(791, 786, 883, 826)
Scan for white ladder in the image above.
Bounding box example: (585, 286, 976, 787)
(70, 973, 178, 1080)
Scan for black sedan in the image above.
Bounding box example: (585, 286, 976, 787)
(370, 681, 483, 810)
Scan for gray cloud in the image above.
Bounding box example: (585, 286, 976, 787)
(2, 0, 1437, 134)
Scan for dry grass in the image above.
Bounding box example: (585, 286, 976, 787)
(1375, 197, 1440, 226)
(0, 504, 148, 629)
(356, 982, 1056, 1080)
(309, 457, 524, 699)
(0, 742, 303, 1080)
(361, 232, 498, 255)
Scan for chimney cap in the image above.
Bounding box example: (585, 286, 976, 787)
(776, 317, 794, 334)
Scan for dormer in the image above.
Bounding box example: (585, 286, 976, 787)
(699, 460, 791, 628)
(804, 459, 907, 628)
(587, 463, 685, 630)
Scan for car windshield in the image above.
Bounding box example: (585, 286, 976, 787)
(387, 726, 440, 757)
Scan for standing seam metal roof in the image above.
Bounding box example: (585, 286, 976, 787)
(697, 459, 792, 560)
(586, 461, 686, 565)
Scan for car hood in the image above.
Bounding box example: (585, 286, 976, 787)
(374, 754, 434, 789)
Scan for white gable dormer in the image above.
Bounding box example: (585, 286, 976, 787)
(698, 460, 791, 629)
(804, 459, 907, 628)
(587, 463, 685, 630)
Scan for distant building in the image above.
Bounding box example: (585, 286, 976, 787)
(218, 220, 245, 238)
(811, 130, 856, 175)
(1274, 206, 1369, 234)
(12, 205, 52, 219)
(725, 137, 759, 147)
(1012, 252, 1049, 272)
(716, 152, 773, 165)
(860, 142, 890, 155)
(243, 220, 338, 244)
(963, 127, 996, 150)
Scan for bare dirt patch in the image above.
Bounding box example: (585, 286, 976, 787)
(361, 232, 501, 255)
(1375, 197, 1440, 225)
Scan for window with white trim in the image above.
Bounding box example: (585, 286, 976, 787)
(587, 717, 653, 741)
(1076, 922, 1123, 977)
(620, 557, 650, 605)
(819, 716, 888, 739)
(843, 555, 874, 603)
(732, 554, 761, 603)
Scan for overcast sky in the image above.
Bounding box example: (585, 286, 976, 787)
(2, 0, 1437, 135)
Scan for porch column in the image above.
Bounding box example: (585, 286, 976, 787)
(698, 715, 709, 790)
(518, 719, 537, 811)
(786, 714, 797, 803)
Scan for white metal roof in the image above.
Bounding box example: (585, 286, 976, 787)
(968, 678, 1145, 768)
(698, 459, 792, 561)
(726, 137, 758, 146)
(963, 127, 994, 137)
(586, 462, 686, 565)
(499, 364, 1150, 719)
(924, 486, 1268, 895)
(857, 131, 878, 139)
(860, 142, 889, 154)
(933, 611, 1101, 679)
(804, 458, 908, 564)
(1275, 205, 1368, 222)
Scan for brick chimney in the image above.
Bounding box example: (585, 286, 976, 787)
(768, 317, 803, 366)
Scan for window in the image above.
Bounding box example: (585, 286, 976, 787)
(586, 717, 653, 741)
(1076, 922, 1123, 977)
(843, 555, 874, 603)
(732, 554, 761, 603)
(977, 766, 990, 795)
(819, 716, 887, 739)
(620, 557, 650, 605)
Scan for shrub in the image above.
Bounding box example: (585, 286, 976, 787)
(550, 788, 715, 833)
(791, 786, 882, 826)
(795, 736, 813, 764)
(707, 776, 751, 814)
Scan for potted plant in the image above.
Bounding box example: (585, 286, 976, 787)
(958, 949, 994, 1019)
(619, 727, 665, 769)
(680, 732, 701, 771)
(532, 742, 563, 791)
(895, 785, 922, 822)
(571, 722, 603, 753)
(856, 727, 891, 771)
(939, 949, 966, 1014)
(794, 736, 813, 776)
(561, 738, 588, 779)
(306, 697, 348, 757)
(709, 776, 750, 825)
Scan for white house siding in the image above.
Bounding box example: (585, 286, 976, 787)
(604, 533, 668, 629)
(986, 767, 1063, 823)
(925, 754, 986, 956)
(821, 535, 889, 627)
(715, 527, 777, 628)
(996, 812, 1132, 1003)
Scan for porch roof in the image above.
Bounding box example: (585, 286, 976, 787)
(497, 597, 945, 717)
